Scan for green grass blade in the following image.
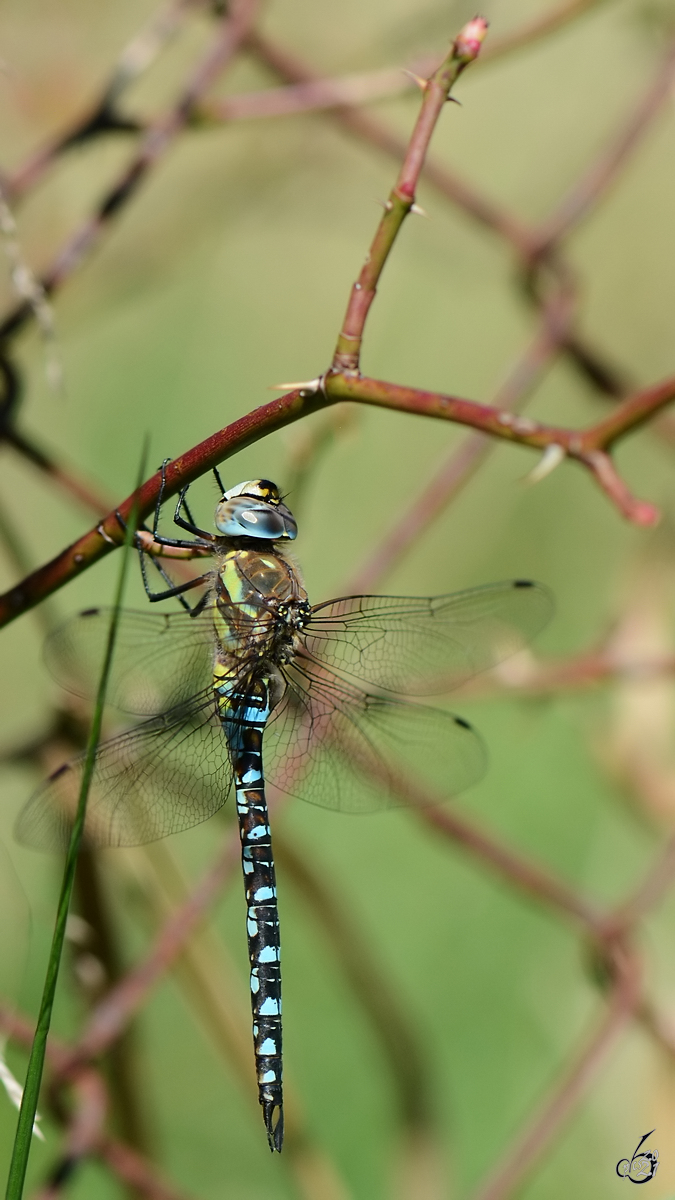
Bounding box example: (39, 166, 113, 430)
(5, 443, 148, 1200)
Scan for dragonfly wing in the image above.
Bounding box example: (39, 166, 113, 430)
(303, 580, 553, 694)
(263, 658, 486, 814)
(16, 691, 231, 850)
(44, 606, 217, 714)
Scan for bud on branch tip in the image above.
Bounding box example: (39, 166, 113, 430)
(454, 16, 488, 64)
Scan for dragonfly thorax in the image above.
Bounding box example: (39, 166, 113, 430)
(212, 547, 309, 669)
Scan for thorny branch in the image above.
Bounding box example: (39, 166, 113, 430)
(0, 364, 672, 626)
(331, 18, 488, 375)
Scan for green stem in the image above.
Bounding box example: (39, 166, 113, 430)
(4, 444, 147, 1200)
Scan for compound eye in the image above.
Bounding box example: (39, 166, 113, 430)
(240, 507, 286, 537)
(215, 497, 289, 538)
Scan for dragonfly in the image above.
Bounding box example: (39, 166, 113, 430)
(17, 469, 553, 1152)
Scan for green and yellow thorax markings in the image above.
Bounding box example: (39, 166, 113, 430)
(211, 546, 310, 696)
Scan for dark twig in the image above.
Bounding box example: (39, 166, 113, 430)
(0, 0, 261, 345)
(5, 0, 207, 201)
(4, 429, 113, 517)
(32, 1069, 107, 1200)
(74, 850, 152, 1159)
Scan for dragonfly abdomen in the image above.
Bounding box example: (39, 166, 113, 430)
(218, 677, 284, 1153)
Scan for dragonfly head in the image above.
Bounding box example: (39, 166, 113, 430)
(214, 480, 297, 541)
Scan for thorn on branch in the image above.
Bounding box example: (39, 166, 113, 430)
(524, 443, 565, 485)
(401, 69, 428, 92)
(270, 378, 321, 395)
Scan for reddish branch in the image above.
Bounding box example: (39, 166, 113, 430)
(328, 371, 673, 523)
(247, 32, 626, 398)
(332, 18, 487, 374)
(0, 366, 673, 627)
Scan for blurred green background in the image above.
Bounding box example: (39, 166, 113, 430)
(1, 0, 675, 1196)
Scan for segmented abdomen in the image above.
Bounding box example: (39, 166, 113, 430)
(216, 673, 284, 1153)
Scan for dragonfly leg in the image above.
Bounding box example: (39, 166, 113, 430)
(213, 464, 225, 494)
(138, 548, 212, 610)
(138, 532, 213, 552)
(177, 481, 199, 530)
(173, 483, 213, 539)
(143, 464, 215, 548)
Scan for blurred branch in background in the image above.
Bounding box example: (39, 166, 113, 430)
(0, 1006, 194, 1200)
(0, 0, 261, 349)
(470, 940, 643, 1200)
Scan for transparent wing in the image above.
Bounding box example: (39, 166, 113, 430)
(303, 580, 553, 694)
(44, 606, 219, 714)
(18, 660, 487, 847)
(27, 579, 537, 840)
(262, 654, 487, 814)
(15, 690, 231, 850)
